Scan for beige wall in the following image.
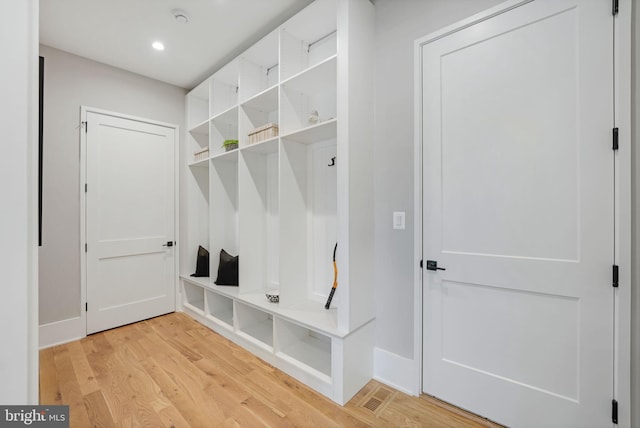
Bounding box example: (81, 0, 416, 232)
(38, 45, 186, 325)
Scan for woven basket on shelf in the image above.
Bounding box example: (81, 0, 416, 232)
(248, 123, 279, 144)
(193, 148, 209, 162)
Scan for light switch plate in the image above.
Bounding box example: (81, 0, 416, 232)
(393, 211, 405, 230)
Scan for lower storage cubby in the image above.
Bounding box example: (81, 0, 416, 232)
(205, 291, 233, 329)
(275, 318, 331, 380)
(235, 302, 273, 350)
(179, 276, 374, 405)
(183, 281, 205, 314)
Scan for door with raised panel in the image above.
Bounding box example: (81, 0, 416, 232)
(85, 110, 176, 334)
(420, 1, 614, 426)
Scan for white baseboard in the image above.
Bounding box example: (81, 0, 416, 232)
(373, 347, 420, 396)
(39, 317, 84, 349)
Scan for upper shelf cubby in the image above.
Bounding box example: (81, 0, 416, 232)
(188, 80, 210, 130)
(210, 60, 240, 117)
(238, 30, 279, 103)
(239, 86, 279, 147)
(280, 56, 337, 135)
(188, 119, 210, 149)
(279, 0, 337, 81)
(210, 106, 239, 157)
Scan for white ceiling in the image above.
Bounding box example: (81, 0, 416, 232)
(39, 0, 314, 89)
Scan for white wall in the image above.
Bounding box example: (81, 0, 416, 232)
(372, 0, 502, 360)
(38, 45, 186, 327)
(0, 0, 39, 403)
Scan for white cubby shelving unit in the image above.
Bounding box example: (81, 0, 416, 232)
(180, 0, 374, 405)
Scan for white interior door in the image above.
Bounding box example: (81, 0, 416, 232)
(85, 110, 176, 334)
(420, 1, 614, 427)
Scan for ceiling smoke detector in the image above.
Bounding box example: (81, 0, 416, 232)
(172, 9, 189, 24)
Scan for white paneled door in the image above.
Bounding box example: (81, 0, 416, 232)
(85, 110, 176, 334)
(420, 1, 615, 427)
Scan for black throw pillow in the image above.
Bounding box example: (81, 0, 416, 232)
(190, 245, 209, 277)
(214, 249, 239, 286)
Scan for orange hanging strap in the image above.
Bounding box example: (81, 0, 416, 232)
(324, 243, 338, 309)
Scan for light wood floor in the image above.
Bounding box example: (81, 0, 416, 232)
(40, 312, 502, 427)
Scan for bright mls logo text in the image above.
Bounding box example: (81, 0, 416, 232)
(1, 406, 68, 426)
(5, 408, 47, 425)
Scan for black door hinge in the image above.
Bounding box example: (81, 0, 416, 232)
(612, 0, 619, 16)
(613, 128, 619, 150)
(85, 243, 88, 253)
(612, 399, 618, 424)
(85, 183, 87, 193)
(419, 260, 423, 268)
(613, 265, 619, 288)
(81, 121, 87, 133)
(85, 302, 88, 312)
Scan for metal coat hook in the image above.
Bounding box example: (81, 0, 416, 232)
(328, 156, 336, 167)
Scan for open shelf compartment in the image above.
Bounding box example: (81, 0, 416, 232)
(239, 29, 279, 103)
(210, 107, 239, 157)
(187, 80, 210, 129)
(239, 86, 279, 148)
(182, 281, 205, 314)
(235, 302, 274, 350)
(275, 318, 332, 379)
(280, 0, 337, 81)
(210, 154, 239, 281)
(280, 56, 336, 135)
(183, 164, 209, 279)
(205, 290, 234, 329)
(188, 120, 210, 151)
(210, 60, 239, 117)
(238, 146, 279, 296)
(187, 80, 211, 162)
(279, 136, 337, 307)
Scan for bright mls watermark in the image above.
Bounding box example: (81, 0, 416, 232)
(0, 406, 68, 427)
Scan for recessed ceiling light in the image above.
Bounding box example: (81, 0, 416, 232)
(172, 9, 189, 24)
(152, 41, 165, 51)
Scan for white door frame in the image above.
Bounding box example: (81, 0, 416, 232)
(412, 0, 632, 426)
(79, 106, 180, 337)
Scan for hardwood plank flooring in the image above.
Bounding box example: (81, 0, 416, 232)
(40, 312, 503, 427)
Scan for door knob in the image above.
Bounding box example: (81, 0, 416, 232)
(162, 241, 174, 247)
(426, 260, 445, 271)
